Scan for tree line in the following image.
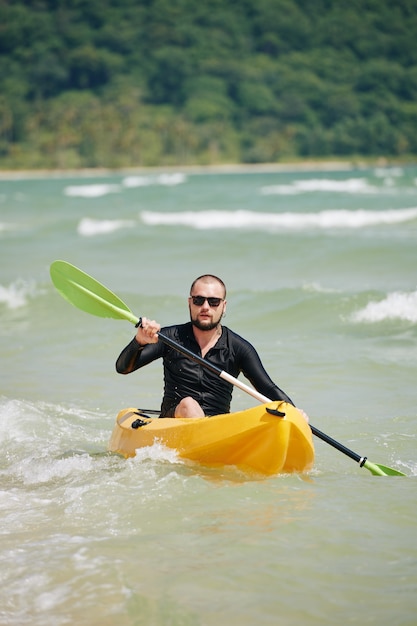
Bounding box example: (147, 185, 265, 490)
(1, 0, 417, 169)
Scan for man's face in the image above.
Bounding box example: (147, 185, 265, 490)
(188, 280, 226, 331)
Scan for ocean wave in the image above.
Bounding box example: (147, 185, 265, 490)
(77, 217, 135, 236)
(64, 173, 187, 197)
(0, 279, 39, 309)
(122, 172, 186, 187)
(352, 289, 417, 323)
(140, 207, 417, 230)
(157, 172, 187, 186)
(64, 183, 122, 198)
(122, 176, 152, 188)
(260, 178, 379, 195)
(0, 222, 19, 234)
(373, 167, 404, 178)
(302, 282, 341, 294)
(1, 221, 35, 237)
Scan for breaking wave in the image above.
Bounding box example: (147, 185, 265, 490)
(140, 207, 417, 231)
(260, 174, 415, 195)
(351, 289, 417, 323)
(64, 183, 122, 198)
(64, 173, 187, 197)
(77, 217, 135, 236)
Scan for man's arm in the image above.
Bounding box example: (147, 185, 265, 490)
(237, 339, 294, 405)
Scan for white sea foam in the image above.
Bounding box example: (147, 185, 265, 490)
(18, 453, 95, 485)
(64, 183, 122, 197)
(122, 175, 152, 188)
(352, 289, 417, 323)
(133, 441, 179, 463)
(302, 282, 341, 294)
(64, 174, 186, 197)
(140, 207, 417, 231)
(0, 221, 19, 233)
(123, 172, 186, 187)
(157, 172, 187, 186)
(373, 167, 404, 178)
(261, 178, 378, 195)
(0, 279, 38, 309)
(77, 217, 135, 236)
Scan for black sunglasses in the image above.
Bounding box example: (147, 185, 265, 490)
(191, 295, 224, 307)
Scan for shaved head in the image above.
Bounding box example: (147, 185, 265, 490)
(190, 275, 226, 299)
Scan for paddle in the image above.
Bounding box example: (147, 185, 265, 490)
(50, 260, 406, 477)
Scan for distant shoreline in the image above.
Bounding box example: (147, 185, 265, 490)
(0, 157, 413, 180)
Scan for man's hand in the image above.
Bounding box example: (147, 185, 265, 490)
(135, 316, 160, 345)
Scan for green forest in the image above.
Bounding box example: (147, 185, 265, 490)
(1, 0, 417, 169)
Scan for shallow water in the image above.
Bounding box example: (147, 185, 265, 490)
(1, 165, 416, 624)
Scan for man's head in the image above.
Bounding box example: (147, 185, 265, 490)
(188, 275, 227, 331)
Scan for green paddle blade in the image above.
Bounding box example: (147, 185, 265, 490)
(50, 260, 139, 325)
(363, 460, 406, 477)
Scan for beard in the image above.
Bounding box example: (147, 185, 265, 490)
(189, 307, 223, 331)
(191, 318, 220, 331)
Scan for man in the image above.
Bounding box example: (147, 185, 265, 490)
(116, 274, 304, 419)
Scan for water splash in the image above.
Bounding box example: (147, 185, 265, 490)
(0, 279, 39, 309)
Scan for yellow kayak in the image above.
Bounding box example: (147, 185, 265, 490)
(108, 401, 314, 476)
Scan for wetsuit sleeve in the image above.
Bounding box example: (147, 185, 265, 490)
(235, 337, 294, 405)
(115, 337, 164, 374)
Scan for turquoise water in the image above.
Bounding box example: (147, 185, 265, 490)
(1, 165, 416, 625)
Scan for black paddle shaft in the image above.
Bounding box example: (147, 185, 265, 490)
(310, 425, 365, 466)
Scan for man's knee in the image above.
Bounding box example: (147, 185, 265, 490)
(175, 397, 205, 418)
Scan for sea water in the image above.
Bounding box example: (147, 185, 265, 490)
(0, 164, 416, 625)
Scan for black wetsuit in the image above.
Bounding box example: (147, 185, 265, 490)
(116, 322, 293, 417)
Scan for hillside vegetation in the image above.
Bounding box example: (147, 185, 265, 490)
(1, 0, 417, 169)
